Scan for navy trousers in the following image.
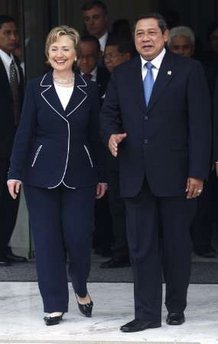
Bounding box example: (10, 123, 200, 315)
(124, 179, 196, 322)
(24, 184, 95, 313)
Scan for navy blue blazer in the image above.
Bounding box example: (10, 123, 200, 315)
(100, 51, 211, 197)
(8, 70, 105, 189)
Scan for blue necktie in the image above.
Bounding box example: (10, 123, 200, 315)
(143, 62, 154, 105)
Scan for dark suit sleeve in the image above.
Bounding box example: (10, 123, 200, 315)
(100, 71, 122, 146)
(8, 81, 37, 180)
(187, 60, 211, 179)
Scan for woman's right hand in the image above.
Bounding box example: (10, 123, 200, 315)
(7, 180, 21, 199)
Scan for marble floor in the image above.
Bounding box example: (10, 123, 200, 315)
(0, 282, 217, 344)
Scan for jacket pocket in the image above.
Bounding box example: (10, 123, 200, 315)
(31, 145, 43, 167)
(84, 145, 94, 168)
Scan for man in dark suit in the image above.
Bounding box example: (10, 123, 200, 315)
(0, 15, 25, 266)
(77, 34, 110, 101)
(81, 0, 109, 54)
(100, 13, 211, 332)
(100, 35, 135, 269)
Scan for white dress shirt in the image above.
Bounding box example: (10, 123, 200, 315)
(140, 48, 166, 81)
(99, 31, 108, 53)
(0, 48, 20, 82)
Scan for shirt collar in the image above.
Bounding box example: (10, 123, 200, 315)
(90, 66, 97, 81)
(99, 31, 108, 52)
(0, 49, 14, 67)
(81, 66, 97, 81)
(140, 47, 166, 70)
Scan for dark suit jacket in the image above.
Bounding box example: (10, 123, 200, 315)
(0, 57, 24, 158)
(96, 66, 110, 100)
(79, 66, 110, 102)
(100, 51, 211, 198)
(8, 70, 105, 188)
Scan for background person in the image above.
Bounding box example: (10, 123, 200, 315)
(0, 15, 26, 266)
(100, 35, 134, 269)
(82, 0, 109, 54)
(77, 34, 110, 99)
(7, 25, 107, 325)
(167, 25, 195, 57)
(77, 34, 113, 257)
(100, 13, 211, 332)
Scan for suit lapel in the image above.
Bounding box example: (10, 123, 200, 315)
(147, 51, 175, 110)
(40, 71, 65, 117)
(65, 73, 87, 117)
(40, 71, 88, 119)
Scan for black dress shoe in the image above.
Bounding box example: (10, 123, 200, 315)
(100, 257, 130, 269)
(76, 295, 93, 317)
(6, 252, 27, 263)
(166, 312, 185, 325)
(120, 319, 161, 332)
(44, 313, 64, 326)
(0, 255, 11, 266)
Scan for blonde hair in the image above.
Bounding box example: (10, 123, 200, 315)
(45, 25, 80, 59)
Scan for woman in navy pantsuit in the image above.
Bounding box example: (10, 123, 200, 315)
(7, 26, 107, 325)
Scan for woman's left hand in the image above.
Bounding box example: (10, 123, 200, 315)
(96, 182, 108, 199)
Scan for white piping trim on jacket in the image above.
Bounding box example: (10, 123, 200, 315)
(40, 84, 70, 189)
(39, 73, 88, 189)
(62, 181, 76, 189)
(84, 145, 94, 168)
(47, 121, 71, 189)
(67, 74, 88, 117)
(31, 145, 43, 167)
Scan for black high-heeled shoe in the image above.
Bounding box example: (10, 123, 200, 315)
(43, 312, 64, 326)
(75, 295, 93, 317)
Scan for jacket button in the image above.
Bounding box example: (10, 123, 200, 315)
(145, 116, 148, 120)
(144, 139, 148, 144)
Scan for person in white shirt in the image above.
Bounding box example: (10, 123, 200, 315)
(0, 15, 25, 266)
(82, 0, 109, 53)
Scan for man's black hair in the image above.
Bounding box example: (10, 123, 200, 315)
(0, 15, 16, 28)
(105, 34, 135, 56)
(133, 12, 168, 34)
(81, 0, 107, 15)
(80, 34, 101, 51)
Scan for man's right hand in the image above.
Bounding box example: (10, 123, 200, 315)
(108, 133, 127, 157)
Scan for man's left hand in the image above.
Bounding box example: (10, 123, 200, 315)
(185, 177, 203, 199)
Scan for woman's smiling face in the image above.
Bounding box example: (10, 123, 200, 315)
(48, 35, 76, 72)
